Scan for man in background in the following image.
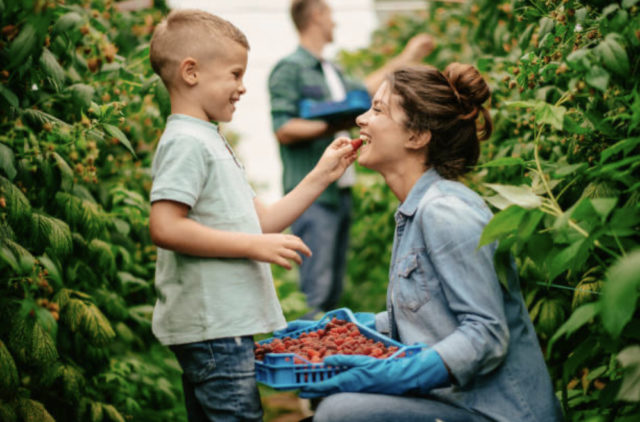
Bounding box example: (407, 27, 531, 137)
(269, 0, 434, 319)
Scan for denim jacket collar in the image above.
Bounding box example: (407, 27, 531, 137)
(396, 168, 442, 220)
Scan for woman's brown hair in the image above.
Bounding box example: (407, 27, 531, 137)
(387, 63, 492, 179)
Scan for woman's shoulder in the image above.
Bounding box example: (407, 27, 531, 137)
(419, 179, 492, 223)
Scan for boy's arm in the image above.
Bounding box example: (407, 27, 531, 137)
(149, 200, 311, 269)
(255, 137, 356, 233)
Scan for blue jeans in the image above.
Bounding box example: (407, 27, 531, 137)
(169, 336, 262, 422)
(313, 393, 492, 422)
(291, 189, 351, 317)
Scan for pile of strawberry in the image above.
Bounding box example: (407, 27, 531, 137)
(255, 318, 402, 363)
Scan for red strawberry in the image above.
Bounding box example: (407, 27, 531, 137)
(350, 138, 363, 150)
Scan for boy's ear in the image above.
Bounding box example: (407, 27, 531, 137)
(406, 130, 431, 150)
(179, 57, 199, 86)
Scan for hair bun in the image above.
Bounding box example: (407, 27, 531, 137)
(443, 63, 492, 140)
(443, 63, 490, 109)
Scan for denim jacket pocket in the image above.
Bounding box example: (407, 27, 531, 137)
(170, 341, 217, 384)
(395, 251, 430, 312)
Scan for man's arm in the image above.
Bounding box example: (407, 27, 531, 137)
(149, 200, 311, 269)
(364, 33, 435, 94)
(274, 118, 329, 145)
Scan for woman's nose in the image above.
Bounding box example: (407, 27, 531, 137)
(356, 111, 367, 127)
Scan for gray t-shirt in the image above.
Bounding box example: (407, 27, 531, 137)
(150, 114, 286, 345)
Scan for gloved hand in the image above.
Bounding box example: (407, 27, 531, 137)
(353, 312, 376, 331)
(273, 319, 317, 338)
(299, 347, 449, 398)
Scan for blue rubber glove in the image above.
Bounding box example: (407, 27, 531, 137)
(353, 312, 376, 331)
(273, 320, 317, 338)
(299, 347, 449, 398)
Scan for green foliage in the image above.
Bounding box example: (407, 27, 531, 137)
(0, 0, 184, 420)
(0, 340, 19, 398)
(341, 0, 640, 419)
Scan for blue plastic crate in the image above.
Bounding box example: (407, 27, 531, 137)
(255, 308, 422, 390)
(299, 90, 371, 121)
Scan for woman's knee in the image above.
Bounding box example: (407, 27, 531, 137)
(312, 393, 374, 422)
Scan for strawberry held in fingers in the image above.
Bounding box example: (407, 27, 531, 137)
(350, 138, 363, 150)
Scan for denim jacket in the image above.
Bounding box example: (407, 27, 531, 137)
(375, 169, 563, 422)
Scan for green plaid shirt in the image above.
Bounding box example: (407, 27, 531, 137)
(268, 46, 365, 207)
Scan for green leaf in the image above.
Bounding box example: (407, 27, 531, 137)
(68, 84, 95, 109)
(102, 404, 125, 422)
(81, 302, 116, 346)
(0, 175, 31, 227)
(0, 85, 19, 108)
(590, 198, 617, 221)
(566, 49, 591, 72)
(600, 250, 640, 338)
(51, 152, 74, 191)
(40, 48, 66, 89)
(575, 8, 588, 23)
(601, 137, 640, 162)
(55, 192, 109, 238)
(517, 209, 545, 240)
(478, 157, 525, 168)
(538, 17, 555, 40)
(485, 183, 543, 209)
(8, 23, 38, 69)
(602, 4, 620, 17)
(585, 65, 610, 92)
(536, 103, 566, 130)
(0, 142, 17, 180)
(547, 302, 598, 354)
(553, 162, 586, 177)
(88, 238, 115, 273)
(0, 242, 19, 272)
(616, 346, 640, 402)
(622, 0, 639, 8)
(505, 100, 565, 130)
(21, 109, 70, 130)
(31, 212, 73, 257)
(548, 239, 588, 281)
(35, 306, 57, 338)
(596, 34, 630, 77)
(3, 238, 36, 275)
(478, 205, 527, 247)
(38, 254, 63, 290)
(53, 11, 84, 34)
(103, 123, 136, 157)
(563, 114, 591, 135)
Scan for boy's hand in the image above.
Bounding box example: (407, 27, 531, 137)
(316, 137, 358, 182)
(250, 233, 311, 270)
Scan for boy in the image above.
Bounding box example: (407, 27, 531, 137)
(148, 9, 356, 421)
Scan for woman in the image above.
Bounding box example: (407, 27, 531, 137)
(300, 64, 563, 422)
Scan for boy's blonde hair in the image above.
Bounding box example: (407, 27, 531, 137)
(150, 9, 249, 88)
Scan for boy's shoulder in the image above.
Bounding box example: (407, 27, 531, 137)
(157, 116, 223, 153)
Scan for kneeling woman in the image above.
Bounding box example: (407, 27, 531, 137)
(302, 64, 563, 422)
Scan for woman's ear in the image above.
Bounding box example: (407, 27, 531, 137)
(406, 130, 431, 150)
(179, 57, 198, 86)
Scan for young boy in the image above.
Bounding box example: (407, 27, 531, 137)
(148, 9, 356, 421)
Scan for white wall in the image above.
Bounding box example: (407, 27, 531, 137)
(167, 0, 378, 202)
